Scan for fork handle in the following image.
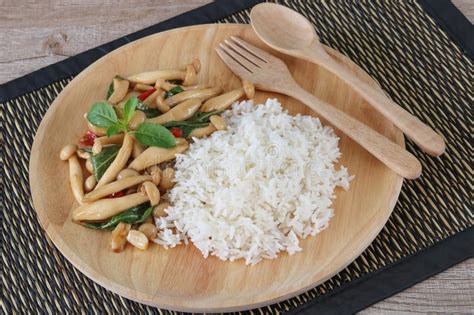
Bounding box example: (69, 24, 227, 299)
(307, 51, 445, 156)
(286, 83, 422, 179)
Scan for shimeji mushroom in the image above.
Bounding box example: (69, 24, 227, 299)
(95, 133, 124, 146)
(200, 80, 255, 112)
(111, 222, 131, 252)
(133, 83, 154, 91)
(108, 77, 130, 104)
(132, 141, 145, 159)
(164, 87, 222, 107)
(186, 115, 227, 139)
(147, 98, 202, 124)
(82, 175, 152, 203)
(127, 62, 198, 86)
(95, 133, 134, 188)
(63, 150, 84, 204)
(72, 192, 149, 222)
(159, 167, 175, 190)
(153, 202, 170, 218)
(129, 140, 189, 171)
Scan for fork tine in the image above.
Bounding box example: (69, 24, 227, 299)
(216, 46, 253, 78)
(229, 36, 271, 63)
(219, 43, 258, 73)
(224, 39, 266, 67)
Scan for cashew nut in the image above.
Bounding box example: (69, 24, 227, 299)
(142, 181, 161, 206)
(148, 166, 162, 185)
(95, 133, 134, 188)
(165, 87, 222, 107)
(116, 168, 140, 181)
(83, 175, 152, 203)
(129, 111, 146, 130)
(147, 98, 202, 124)
(108, 78, 130, 104)
(73, 192, 148, 222)
(159, 167, 175, 190)
(242, 80, 255, 99)
(129, 141, 189, 171)
(138, 223, 158, 240)
(60, 144, 77, 161)
(111, 222, 131, 252)
(84, 175, 97, 192)
(68, 154, 84, 204)
(127, 230, 149, 250)
(153, 202, 170, 218)
(209, 115, 226, 130)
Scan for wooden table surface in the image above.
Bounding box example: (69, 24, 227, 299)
(1, 0, 472, 313)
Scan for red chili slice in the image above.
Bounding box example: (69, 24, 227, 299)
(109, 191, 125, 198)
(138, 88, 157, 101)
(170, 127, 183, 138)
(79, 130, 97, 147)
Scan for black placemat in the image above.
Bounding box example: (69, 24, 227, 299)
(1, 1, 473, 314)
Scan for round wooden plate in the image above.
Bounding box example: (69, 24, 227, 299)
(29, 24, 403, 312)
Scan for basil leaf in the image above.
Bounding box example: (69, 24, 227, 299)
(137, 102, 160, 118)
(193, 110, 223, 123)
(168, 79, 183, 85)
(162, 110, 222, 138)
(123, 96, 138, 123)
(164, 86, 184, 99)
(84, 203, 152, 230)
(134, 123, 176, 148)
(106, 82, 114, 99)
(87, 102, 118, 128)
(106, 124, 123, 137)
(91, 145, 120, 180)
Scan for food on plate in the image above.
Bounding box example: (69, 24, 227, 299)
(60, 59, 253, 251)
(60, 60, 352, 263)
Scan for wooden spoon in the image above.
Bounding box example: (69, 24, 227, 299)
(250, 3, 445, 157)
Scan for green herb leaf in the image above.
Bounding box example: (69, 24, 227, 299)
(137, 101, 160, 118)
(123, 96, 138, 123)
(106, 82, 114, 99)
(83, 203, 152, 230)
(87, 102, 118, 128)
(162, 110, 223, 138)
(164, 86, 184, 99)
(106, 124, 124, 137)
(134, 123, 176, 148)
(91, 145, 120, 180)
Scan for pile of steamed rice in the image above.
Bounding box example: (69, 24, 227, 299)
(153, 99, 353, 265)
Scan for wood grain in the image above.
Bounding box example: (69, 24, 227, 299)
(4, 1, 473, 313)
(29, 24, 404, 312)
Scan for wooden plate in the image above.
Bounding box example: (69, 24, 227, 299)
(29, 24, 403, 312)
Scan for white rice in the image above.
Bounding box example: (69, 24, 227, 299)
(153, 99, 353, 265)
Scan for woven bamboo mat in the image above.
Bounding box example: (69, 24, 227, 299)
(1, 0, 473, 313)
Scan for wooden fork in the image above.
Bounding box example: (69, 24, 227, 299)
(217, 36, 422, 179)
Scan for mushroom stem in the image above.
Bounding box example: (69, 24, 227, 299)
(95, 133, 134, 188)
(82, 175, 152, 203)
(186, 124, 217, 139)
(68, 154, 84, 204)
(127, 70, 185, 84)
(129, 141, 189, 171)
(165, 87, 222, 107)
(95, 133, 124, 146)
(72, 192, 149, 222)
(201, 88, 244, 112)
(147, 98, 202, 124)
(108, 78, 130, 104)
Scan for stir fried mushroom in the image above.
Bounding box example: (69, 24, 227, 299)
(95, 133, 124, 146)
(83, 175, 152, 203)
(87, 120, 107, 136)
(127, 230, 149, 250)
(116, 168, 140, 181)
(95, 133, 134, 188)
(161, 82, 209, 92)
(85, 158, 94, 174)
(159, 168, 175, 190)
(84, 175, 97, 192)
(153, 202, 170, 218)
(117, 91, 140, 109)
(129, 111, 146, 130)
(182, 64, 197, 86)
(111, 222, 131, 252)
(77, 149, 91, 160)
(141, 181, 161, 206)
(127, 63, 198, 85)
(201, 81, 255, 112)
(147, 98, 202, 124)
(186, 118, 223, 139)
(164, 87, 221, 107)
(132, 141, 145, 159)
(68, 154, 84, 204)
(92, 141, 102, 155)
(60, 144, 77, 161)
(141, 89, 161, 107)
(148, 166, 162, 185)
(192, 58, 201, 74)
(108, 78, 130, 104)
(133, 83, 154, 91)
(129, 140, 189, 171)
(73, 192, 148, 222)
(156, 95, 170, 113)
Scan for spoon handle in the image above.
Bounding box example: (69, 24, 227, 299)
(285, 82, 422, 179)
(307, 49, 445, 157)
